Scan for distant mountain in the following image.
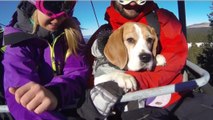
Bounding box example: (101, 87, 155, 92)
(83, 35, 91, 43)
(82, 22, 212, 43)
(187, 22, 210, 28)
(84, 35, 92, 39)
(187, 22, 212, 43)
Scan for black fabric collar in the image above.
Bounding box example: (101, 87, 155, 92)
(4, 8, 64, 45)
(14, 8, 52, 40)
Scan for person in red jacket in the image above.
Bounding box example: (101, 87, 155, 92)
(105, 0, 188, 108)
(77, 1, 213, 120)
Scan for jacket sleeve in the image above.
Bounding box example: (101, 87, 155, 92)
(126, 9, 188, 89)
(3, 43, 89, 120)
(3, 45, 70, 120)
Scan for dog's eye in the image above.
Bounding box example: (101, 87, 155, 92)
(126, 38, 135, 44)
(147, 38, 153, 44)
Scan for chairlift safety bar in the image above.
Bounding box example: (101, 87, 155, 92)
(0, 105, 9, 113)
(0, 60, 210, 113)
(120, 60, 210, 102)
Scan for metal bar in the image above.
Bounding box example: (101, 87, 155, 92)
(178, 0, 187, 38)
(1, 60, 209, 113)
(0, 105, 9, 113)
(90, 0, 100, 27)
(0, 23, 6, 27)
(120, 60, 210, 102)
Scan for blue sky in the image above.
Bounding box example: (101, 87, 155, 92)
(0, 1, 212, 36)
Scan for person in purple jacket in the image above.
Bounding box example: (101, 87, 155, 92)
(3, 0, 89, 120)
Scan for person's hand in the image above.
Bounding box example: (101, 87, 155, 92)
(9, 81, 58, 114)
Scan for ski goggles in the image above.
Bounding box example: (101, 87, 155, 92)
(34, 0, 76, 19)
(116, 0, 146, 5)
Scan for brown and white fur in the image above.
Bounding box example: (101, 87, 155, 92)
(94, 22, 166, 91)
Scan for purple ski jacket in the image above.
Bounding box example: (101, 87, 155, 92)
(3, 9, 90, 120)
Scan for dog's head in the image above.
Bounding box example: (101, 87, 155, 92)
(104, 22, 158, 71)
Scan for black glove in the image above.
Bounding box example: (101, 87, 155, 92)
(77, 81, 124, 120)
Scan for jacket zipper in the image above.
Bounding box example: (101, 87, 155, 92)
(49, 32, 64, 76)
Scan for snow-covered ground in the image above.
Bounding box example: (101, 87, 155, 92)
(188, 42, 213, 48)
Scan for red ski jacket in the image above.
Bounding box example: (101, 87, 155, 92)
(105, 1, 188, 107)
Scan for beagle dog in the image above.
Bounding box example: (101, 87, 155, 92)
(94, 22, 166, 91)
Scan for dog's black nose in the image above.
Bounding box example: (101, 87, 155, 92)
(139, 53, 151, 63)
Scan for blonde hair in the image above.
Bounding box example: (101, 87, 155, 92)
(31, 10, 82, 56)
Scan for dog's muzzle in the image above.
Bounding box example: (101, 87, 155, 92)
(139, 53, 152, 63)
(138, 53, 153, 70)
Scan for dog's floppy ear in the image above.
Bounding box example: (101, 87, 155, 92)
(104, 27, 128, 69)
(150, 27, 158, 57)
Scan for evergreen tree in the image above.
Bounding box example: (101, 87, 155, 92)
(208, 2, 213, 41)
(209, 2, 213, 27)
(197, 2, 213, 85)
(188, 43, 203, 64)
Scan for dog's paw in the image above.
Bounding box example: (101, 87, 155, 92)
(156, 54, 166, 66)
(94, 72, 137, 92)
(112, 72, 137, 92)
